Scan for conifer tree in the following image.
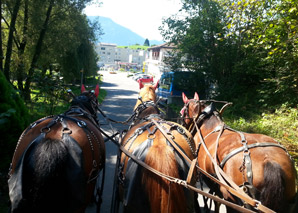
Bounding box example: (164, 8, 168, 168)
(143, 38, 150, 46)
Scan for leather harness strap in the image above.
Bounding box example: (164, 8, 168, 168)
(185, 108, 276, 213)
(220, 142, 287, 168)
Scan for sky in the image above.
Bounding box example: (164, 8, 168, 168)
(84, 0, 183, 41)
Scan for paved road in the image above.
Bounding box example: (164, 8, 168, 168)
(87, 71, 226, 213)
(99, 71, 140, 213)
(87, 71, 139, 212)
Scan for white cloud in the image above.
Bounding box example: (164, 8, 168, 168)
(84, 0, 182, 40)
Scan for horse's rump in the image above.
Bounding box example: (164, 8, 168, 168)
(202, 131, 297, 210)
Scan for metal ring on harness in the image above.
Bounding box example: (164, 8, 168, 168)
(147, 133, 156, 139)
(62, 127, 72, 134)
(177, 126, 185, 135)
(77, 120, 87, 128)
(40, 127, 51, 133)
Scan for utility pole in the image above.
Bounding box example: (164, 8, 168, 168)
(80, 69, 84, 86)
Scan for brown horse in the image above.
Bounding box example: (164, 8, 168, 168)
(180, 92, 297, 212)
(8, 85, 106, 213)
(113, 82, 197, 213)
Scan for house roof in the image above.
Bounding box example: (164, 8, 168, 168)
(147, 43, 176, 50)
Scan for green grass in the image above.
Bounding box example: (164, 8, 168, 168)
(117, 45, 149, 50)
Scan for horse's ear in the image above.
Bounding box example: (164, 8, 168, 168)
(182, 92, 189, 104)
(139, 81, 144, 89)
(194, 92, 199, 101)
(152, 80, 159, 91)
(94, 84, 99, 98)
(81, 84, 86, 93)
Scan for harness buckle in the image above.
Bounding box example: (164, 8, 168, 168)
(135, 128, 143, 135)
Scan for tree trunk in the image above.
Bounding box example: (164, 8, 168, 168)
(0, 0, 3, 72)
(23, 0, 54, 100)
(3, 0, 22, 81)
(16, 0, 29, 93)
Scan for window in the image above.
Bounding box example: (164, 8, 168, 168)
(152, 50, 160, 60)
(101, 47, 105, 50)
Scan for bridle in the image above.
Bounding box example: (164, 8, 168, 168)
(68, 91, 100, 126)
(127, 98, 160, 127)
(181, 99, 232, 134)
(180, 99, 203, 134)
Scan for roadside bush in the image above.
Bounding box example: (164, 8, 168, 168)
(0, 72, 30, 171)
(0, 71, 30, 211)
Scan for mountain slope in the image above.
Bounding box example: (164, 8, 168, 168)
(88, 16, 163, 46)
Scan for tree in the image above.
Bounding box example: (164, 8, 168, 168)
(161, 0, 298, 112)
(161, 0, 232, 98)
(1, 0, 102, 100)
(143, 38, 150, 46)
(3, 0, 21, 81)
(220, 0, 298, 107)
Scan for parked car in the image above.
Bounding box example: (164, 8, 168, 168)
(137, 75, 154, 84)
(132, 72, 144, 81)
(157, 71, 197, 104)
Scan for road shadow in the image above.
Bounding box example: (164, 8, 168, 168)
(94, 77, 139, 212)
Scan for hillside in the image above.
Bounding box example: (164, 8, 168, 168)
(88, 16, 163, 46)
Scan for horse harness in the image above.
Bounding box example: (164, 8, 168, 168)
(118, 114, 197, 184)
(185, 101, 288, 203)
(8, 106, 105, 209)
(109, 101, 262, 212)
(112, 100, 197, 209)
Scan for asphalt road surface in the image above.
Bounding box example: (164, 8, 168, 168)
(86, 71, 226, 213)
(86, 71, 139, 213)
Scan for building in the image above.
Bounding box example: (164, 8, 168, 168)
(145, 43, 175, 79)
(95, 43, 148, 71)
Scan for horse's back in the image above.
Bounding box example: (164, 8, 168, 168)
(119, 120, 195, 212)
(9, 115, 105, 212)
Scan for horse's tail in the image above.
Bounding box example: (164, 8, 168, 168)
(143, 144, 187, 213)
(23, 138, 68, 212)
(260, 161, 286, 212)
